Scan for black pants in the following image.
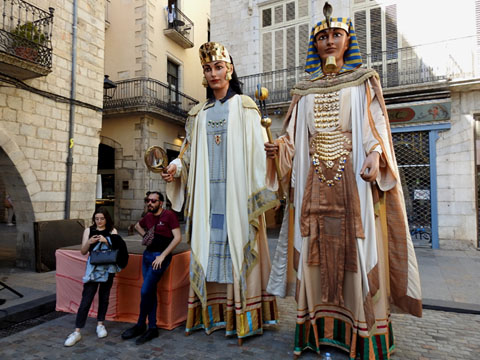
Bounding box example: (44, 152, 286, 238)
(75, 273, 115, 328)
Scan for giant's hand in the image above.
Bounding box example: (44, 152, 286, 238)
(360, 151, 380, 182)
(161, 163, 177, 183)
(264, 141, 279, 159)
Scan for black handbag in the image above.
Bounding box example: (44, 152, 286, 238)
(90, 239, 118, 265)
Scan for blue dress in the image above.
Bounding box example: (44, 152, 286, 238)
(204, 97, 233, 284)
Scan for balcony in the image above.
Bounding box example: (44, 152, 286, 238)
(163, 7, 194, 49)
(239, 36, 477, 105)
(0, 0, 54, 80)
(103, 77, 199, 123)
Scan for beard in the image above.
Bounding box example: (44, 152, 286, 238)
(148, 204, 160, 213)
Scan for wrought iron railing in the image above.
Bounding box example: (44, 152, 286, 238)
(239, 66, 308, 104)
(165, 6, 194, 45)
(239, 36, 477, 104)
(0, 0, 54, 68)
(103, 77, 199, 118)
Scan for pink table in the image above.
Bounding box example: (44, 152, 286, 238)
(55, 242, 190, 330)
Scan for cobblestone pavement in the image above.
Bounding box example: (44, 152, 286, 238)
(0, 296, 479, 360)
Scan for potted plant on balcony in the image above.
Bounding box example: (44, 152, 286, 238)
(10, 22, 46, 62)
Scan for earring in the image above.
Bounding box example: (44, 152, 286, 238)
(202, 76, 208, 88)
(226, 72, 232, 81)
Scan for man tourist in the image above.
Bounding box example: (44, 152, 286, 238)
(121, 191, 181, 345)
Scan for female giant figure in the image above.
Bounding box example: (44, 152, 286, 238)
(163, 42, 279, 344)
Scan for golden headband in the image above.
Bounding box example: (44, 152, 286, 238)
(313, 20, 349, 38)
(199, 42, 231, 65)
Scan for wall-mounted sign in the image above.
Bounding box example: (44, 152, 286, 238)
(414, 189, 430, 200)
(388, 101, 450, 124)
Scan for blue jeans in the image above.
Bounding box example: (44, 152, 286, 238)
(137, 250, 172, 329)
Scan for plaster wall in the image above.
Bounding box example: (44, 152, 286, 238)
(436, 85, 480, 248)
(104, 0, 210, 102)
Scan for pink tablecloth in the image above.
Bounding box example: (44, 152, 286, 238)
(55, 248, 190, 330)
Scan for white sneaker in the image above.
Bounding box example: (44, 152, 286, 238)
(96, 324, 108, 338)
(64, 331, 81, 346)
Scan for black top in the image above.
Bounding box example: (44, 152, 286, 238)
(88, 226, 113, 253)
(87, 226, 129, 269)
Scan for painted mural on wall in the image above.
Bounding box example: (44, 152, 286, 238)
(388, 101, 450, 124)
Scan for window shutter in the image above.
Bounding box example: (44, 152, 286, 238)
(298, 0, 308, 18)
(275, 29, 284, 70)
(286, 26, 296, 69)
(354, 10, 367, 58)
(275, 5, 283, 24)
(262, 8, 272, 27)
(370, 7, 382, 62)
(286, 2, 295, 21)
(298, 23, 309, 64)
(263, 32, 272, 72)
(385, 4, 398, 60)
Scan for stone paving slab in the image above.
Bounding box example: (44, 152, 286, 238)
(0, 297, 479, 360)
(415, 248, 480, 307)
(0, 269, 56, 309)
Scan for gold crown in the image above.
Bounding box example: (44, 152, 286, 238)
(199, 42, 231, 65)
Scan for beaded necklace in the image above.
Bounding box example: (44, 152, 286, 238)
(311, 91, 351, 187)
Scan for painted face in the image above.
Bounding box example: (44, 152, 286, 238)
(314, 28, 350, 70)
(94, 213, 106, 229)
(202, 61, 231, 92)
(146, 194, 162, 213)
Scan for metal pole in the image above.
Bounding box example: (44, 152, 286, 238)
(65, 0, 78, 219)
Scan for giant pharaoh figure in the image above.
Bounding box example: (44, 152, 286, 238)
(265, 3, 422, 359)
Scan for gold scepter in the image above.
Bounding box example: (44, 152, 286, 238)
(255, 85, 285, 201)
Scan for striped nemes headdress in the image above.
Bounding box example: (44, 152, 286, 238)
(305, 16, 362, 79)
(199, 42, 231, 66)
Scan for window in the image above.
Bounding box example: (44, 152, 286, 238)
(353, 2, 399, 86)
(167, 60, 180, 104)
(260, 0, 309, 73)
(167, 60, 179, 89)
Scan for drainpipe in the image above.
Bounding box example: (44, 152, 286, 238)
(65, 0, 78, 219)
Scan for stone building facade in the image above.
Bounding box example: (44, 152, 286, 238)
(210, 0, 480, 249)
(0, 0, 106, 268)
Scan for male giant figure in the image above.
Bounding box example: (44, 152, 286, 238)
(265, 3, 422, 359)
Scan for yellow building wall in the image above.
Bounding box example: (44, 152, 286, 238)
(104, 0, 210, 103)
(101, 116, 184, 158)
